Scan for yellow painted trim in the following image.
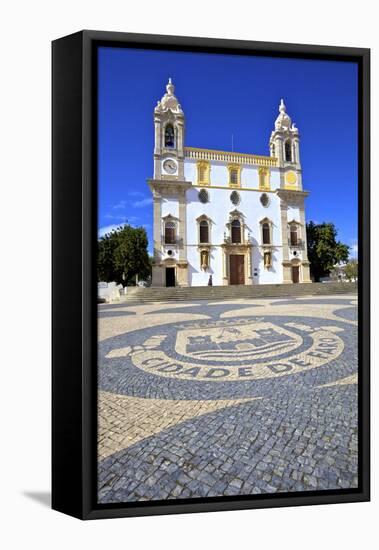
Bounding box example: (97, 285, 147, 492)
(285, 170, 297, 185)
(227, 163, 241, 187)
(196, 160, 211, 186)
(258, 167, 271, 190)
(284, 184, 298, 190)
(193, 184, 277, 193)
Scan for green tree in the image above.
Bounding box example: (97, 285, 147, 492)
(344, 259, 358, 282)
(306, 222, 350, 282)
(97, 230, 119, 282)
(97, 225, 151, 285)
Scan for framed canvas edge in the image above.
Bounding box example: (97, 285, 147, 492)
(52, 29, 370, 520)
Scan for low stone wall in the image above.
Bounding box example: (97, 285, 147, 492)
(98, 282, 123, 303)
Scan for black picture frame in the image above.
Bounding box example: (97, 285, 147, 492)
(52, 30, 370, 520)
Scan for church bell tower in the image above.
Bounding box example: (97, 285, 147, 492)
(270, 99, 311, 284)
(148, 79, 191, 288)
(269, 99, 302, 190)
(153, 78, 185, 180)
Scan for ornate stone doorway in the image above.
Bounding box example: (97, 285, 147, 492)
(229, 254, 245, 285)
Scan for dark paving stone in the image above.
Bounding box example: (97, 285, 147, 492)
(333, 307, 357, 322)
(98, 310, 136, 318)
(269, 298, 354, 307)
(98, 384, 358, 503)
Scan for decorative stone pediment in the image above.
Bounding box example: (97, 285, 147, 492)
(287, 219, 302, 226)
(259, 216, 273, 225)
(162, 213, 179, 222)
(228, 209, 245, 221)
(196, 214, 213, 224)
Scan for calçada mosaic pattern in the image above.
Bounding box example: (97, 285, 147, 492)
(98, 295, 358, 503)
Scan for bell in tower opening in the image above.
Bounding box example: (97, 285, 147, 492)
(165, 124, 175, 147)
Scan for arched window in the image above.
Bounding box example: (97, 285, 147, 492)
(231, 219, 241, 244)
(285, 140, 292, 162)
(164, 221, 176, 244)
(164, 124, 175, 147)
(290, 224, 298, 246)
(262, 222, 271, 245)
(199, 220, 209, 244)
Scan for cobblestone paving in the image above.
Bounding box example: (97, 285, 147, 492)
(97, 293, 358, 503)
(333, 306, 358, 322)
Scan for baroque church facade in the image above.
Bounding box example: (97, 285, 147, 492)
(148, 79, 311, 287)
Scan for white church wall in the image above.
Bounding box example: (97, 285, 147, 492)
(287, 204, 301, 222)
(244, 191, 283, 284)
(186, 245, 224, 286)
(183, 160, 196, 184)
(184, 159, 230, 187)
(240, 165, 259, 188)
(252, 246, 284, 284)
(270, 168, 281, 190)
(186, 185, 226, 286)
(161, 197, 179, 219)
(209, 163, 229, 186)
(185, 186, 283, 286)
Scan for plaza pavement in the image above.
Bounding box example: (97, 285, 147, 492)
(97, 293, 358, 503)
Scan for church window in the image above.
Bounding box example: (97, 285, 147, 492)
(199, 220, 209, 244)
(228, 164, 241, 187)
(164, 221, 176, 244)
(164, 124, 175, 147)
(260, 193, 269, 207)
(259, 168, 270, 190)
(198, 189, 209, 203)
(231, 219, 241, 244)
(230, 191, 240, 206)
(230, 169, 238, 185)
(262, 222, 271, 245)
(285, 139, 292, 162)
(290, 224, 298, 246)
(197, 161, 210, 185)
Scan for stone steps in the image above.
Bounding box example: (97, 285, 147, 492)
(120, 282, 357, 303)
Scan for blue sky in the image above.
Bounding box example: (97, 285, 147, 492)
(98, 47, 358, 257)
